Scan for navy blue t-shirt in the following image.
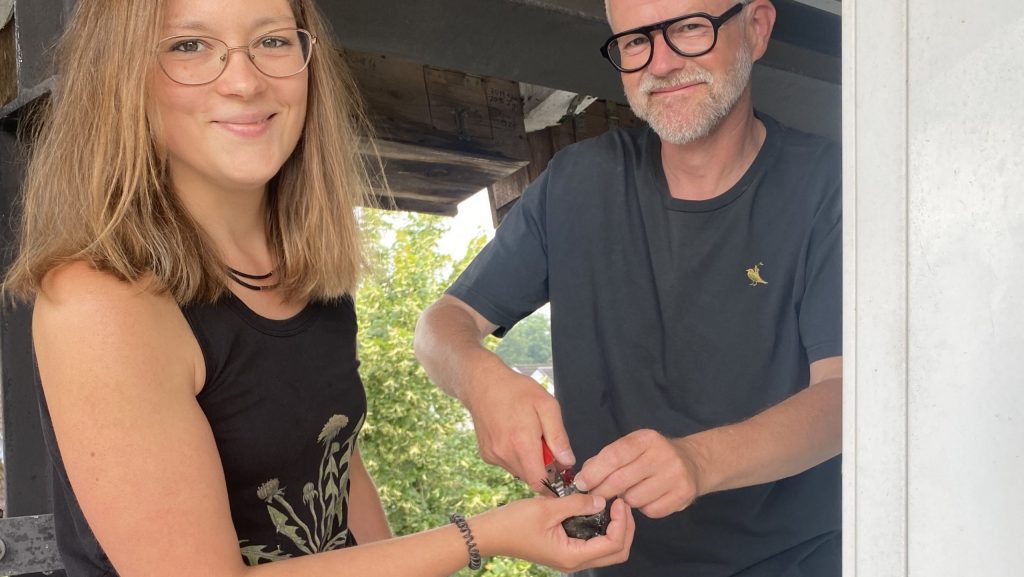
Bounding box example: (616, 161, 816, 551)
(449, 113, 842, 577)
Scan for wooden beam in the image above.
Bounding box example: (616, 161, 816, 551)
(0, 17, 14, 109)
(487, 100, 640, 224)
(370, 194, 458, 217)
(488, 166, 530, 227)
(347, 50, 530, 216)
(326, 0, 839, 104)
(348, 50, 528, 162)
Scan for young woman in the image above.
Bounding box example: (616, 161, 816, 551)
(2, 0, 634, 575)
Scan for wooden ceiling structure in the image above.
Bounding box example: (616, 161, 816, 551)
(2, 0, 840, 221)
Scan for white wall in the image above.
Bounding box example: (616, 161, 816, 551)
(845, 1, 1024, 575)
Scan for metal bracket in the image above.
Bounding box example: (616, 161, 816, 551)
(0, 515, 64, 575)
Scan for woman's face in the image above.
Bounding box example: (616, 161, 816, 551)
(150, 0, 309, 195)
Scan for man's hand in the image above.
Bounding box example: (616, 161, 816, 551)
(573, 358, 843, 518)
(415, 295, 576, 493)
(463, 370, 576, 493)
(573, 429, 704, 519)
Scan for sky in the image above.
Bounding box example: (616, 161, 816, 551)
(437, 188, 495, 260)
(438, 189, 550, 318)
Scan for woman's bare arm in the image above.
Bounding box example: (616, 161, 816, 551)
(346, 445, 392, 543)
(34, 263, 632, 577)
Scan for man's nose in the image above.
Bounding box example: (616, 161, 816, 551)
(646, 32, 687, 76)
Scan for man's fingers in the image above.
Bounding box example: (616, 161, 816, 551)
(507, 431, 548, 492)
(592, 454, 653, 500)
(637, 493, 689, 519)
(574, 439, 644, 493)
(619, 474, 666, 511)
(536, 399, 574, 467)
(473, 403, 550, 488)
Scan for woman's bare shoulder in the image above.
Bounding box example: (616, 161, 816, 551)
(34, 261, 186, 331)
(34, 261, 199, 390)
(38, 261, 161, 308)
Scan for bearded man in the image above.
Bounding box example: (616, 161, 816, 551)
(415, 1, 842, 575)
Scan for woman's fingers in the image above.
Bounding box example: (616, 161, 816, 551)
(556, 499, 633, 571)
(551, 492, 607, 519)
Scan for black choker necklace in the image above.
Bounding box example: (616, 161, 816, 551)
(226, 267, 278, 291)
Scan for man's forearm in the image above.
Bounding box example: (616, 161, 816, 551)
(414, 298, 505, 405)
(680, 377, 842, 496)
(415, 297, 574, 485)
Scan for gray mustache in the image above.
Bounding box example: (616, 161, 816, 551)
(639, 69, 714, 94)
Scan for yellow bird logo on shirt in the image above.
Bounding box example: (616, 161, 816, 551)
(746, 262, 768, 287)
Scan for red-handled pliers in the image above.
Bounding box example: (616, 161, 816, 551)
(541, 437, 576, 497)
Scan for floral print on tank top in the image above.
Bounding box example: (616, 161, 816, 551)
(239, 413, 364, 564)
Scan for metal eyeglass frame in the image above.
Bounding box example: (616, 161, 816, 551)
(155, 27, 317, 86)
(599, 2, 747, 73)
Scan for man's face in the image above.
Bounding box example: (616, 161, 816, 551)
(608, 0, 755, 145)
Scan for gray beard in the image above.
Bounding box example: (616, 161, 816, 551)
(627, 45, 754, 146)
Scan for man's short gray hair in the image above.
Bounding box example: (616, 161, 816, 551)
(606, 0, 756, 24)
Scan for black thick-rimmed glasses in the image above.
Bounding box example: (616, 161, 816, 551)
(156, 28, 316, 86)
(600, 2, 747, 73)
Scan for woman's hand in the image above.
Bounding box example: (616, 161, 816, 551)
(471, 493, 634, 573)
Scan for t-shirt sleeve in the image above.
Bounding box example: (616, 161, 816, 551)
(799, 178, 843, 363)
(446, 170, 551, 337)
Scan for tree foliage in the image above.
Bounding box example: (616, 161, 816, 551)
(494, 313, 552, 366)
(355, 209, 556, 577)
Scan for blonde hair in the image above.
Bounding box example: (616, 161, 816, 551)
(3, 0, 375, 304)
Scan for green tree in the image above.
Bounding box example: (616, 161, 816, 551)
(494, 313, 552, 366)
(356, 209, 556, 577)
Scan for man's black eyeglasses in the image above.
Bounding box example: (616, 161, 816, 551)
(600, 2, 747, 73)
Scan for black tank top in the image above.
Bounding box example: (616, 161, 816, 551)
(37, 294, 367, 575)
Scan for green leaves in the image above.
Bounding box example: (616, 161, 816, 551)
(239, 542, 292, 566)
(266, 504, 313, 555)
(357, 209, 555, 577)
(494, 313, 552, 366)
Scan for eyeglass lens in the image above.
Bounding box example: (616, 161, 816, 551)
(157, 29, 313, 85)
(607, 16, 717, 72)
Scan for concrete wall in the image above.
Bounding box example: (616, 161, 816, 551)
(844, 0, 1024, 575)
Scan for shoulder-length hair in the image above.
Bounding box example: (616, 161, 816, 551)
(4, 0, 375, 303)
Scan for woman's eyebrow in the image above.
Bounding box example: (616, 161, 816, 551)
(163, 15, 296, 36)
(163, 20, 214, 35)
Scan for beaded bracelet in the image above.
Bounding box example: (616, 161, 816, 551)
(449, 513, 483, 570)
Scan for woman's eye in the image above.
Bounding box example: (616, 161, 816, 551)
(259, 37, 290, 49)
(170, 39, 206, 53)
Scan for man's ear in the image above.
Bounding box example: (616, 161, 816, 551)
(746, 0, 777, 61)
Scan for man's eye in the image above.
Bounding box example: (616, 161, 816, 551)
(624, 36, 649, 49)
(671, 21, 711, 36)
